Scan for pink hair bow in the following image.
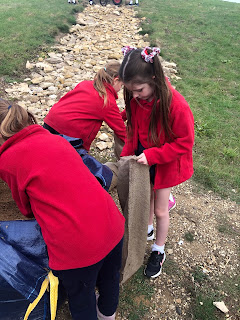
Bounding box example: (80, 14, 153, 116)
(121, 46, 137, 56)
(141, 47, 161, 63)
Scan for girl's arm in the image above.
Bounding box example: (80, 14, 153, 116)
(103, 102, 126, 142)
(144, 103, 194, 166)
(120, 141, 135, 156)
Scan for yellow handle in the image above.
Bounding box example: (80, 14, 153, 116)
(24, 270, 59, 320)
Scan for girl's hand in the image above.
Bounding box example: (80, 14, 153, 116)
(136, 153, 149, 165)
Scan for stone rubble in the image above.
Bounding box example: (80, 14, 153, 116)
(4, 5, 179, 151)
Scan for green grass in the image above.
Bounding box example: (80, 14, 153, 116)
(118, 267, 154, 319)
(217, 216, 239, 236)
(184, 231, 195, 242)
(194, 293, 219, 320)
(191, 273, 240, 319)
(138, 0, 240, 203)
(0, 0, 83, 80)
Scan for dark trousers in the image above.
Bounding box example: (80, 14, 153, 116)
(43, 123, 60, 135)
(52, 238, 123, 320)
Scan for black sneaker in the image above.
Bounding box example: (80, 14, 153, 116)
(147, 229, 154, 241)
(144, 251, 166, 278)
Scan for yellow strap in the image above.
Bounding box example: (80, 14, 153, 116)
(49, 270, 59, 320)
(24, 270, 59, 320)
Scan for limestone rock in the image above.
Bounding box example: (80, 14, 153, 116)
(213, 301, 229, 313)
(98, 133, 109, 141)
(96, 141, 108, 150)
(26, 61, 34, 69)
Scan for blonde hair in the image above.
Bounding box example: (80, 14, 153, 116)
(0, 98, 37, 140)
(93, 61, 120, 106)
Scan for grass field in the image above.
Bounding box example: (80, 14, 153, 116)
(138, 0, 240, 203)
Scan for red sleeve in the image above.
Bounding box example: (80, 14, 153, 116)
(144, 101, 194, 166)
(103, 101, 126, 142)
(120, 139, 135, 156)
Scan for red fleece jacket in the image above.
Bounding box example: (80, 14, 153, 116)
(0, 125, 125, 270)
(44, 80, 126, 151)
(121, 85, 194, 189)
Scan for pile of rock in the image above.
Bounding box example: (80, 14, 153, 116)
(5, 4, 179, 152)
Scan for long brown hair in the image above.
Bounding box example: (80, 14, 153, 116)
(93, 61, 120, 106)
(119, 48, 173, 145)
(0, 98, 37, 141)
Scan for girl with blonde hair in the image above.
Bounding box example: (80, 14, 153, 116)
(44, 61, 126, 152)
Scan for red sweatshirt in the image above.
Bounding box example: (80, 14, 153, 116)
(44, 80, 126, 151)
(121, 85, 194, 189)
(0, 125, 125, 270)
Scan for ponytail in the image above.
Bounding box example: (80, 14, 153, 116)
(93, 61, 120, 106)
(0, 98, 37, 141)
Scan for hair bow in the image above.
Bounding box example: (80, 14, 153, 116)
(121, 46, 137, 56)
(141, 47, 161, 63)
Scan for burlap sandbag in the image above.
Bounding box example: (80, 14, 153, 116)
(104, 161, 119, 192)
(113, 135, 125, 161)
(104, 134, 124, 192)
(116, 156, 151, 284)
(105, 135, 151, 283)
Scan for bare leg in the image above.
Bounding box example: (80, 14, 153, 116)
(148, 185, 155, 225)
(154, 188, 171, 246)
(144, 188, 171, 278)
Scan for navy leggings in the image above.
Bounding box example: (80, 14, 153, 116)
(52, 238, 123, 320)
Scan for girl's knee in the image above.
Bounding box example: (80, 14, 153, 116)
(154, 208, 169, 219)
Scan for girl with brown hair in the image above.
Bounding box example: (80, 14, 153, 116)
(119, 46, 194, 279)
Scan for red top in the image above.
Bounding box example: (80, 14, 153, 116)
(121, 84, 194, 189)
(0, 125, 125, 270)
(44, 80, 126, 151)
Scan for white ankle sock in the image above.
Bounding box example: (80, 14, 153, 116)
(152, 243, 165, 254)
(169, 193, 174, 201)
(148, 224, 153, 233)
